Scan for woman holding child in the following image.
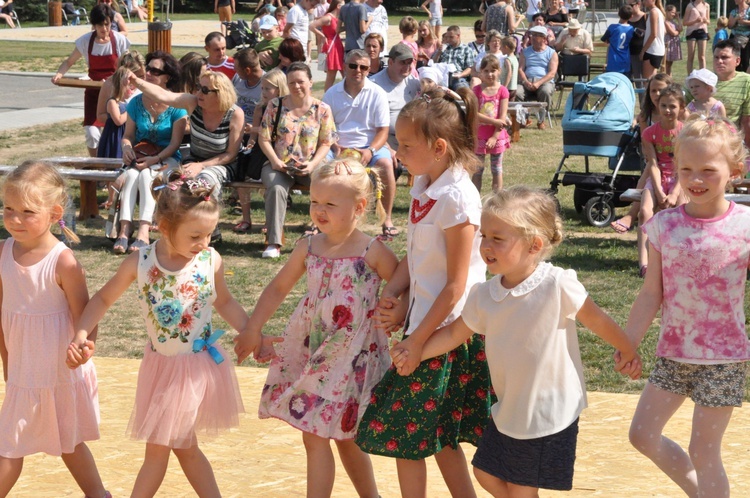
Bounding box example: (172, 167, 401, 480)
(258, 62, 336, 259)
(115, 51, 187, 254)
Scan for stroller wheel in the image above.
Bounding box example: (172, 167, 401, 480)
(584, 196, 616, 227)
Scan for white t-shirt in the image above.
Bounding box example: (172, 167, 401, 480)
(287, 3, 310, 51)
(74, 31, 130, 66)
(644, 8, 666, 56)
(321, 78, 390, 148)
(429, 0, 442, 17)
(462, 262, 588, 439)
(405, 168, 486, 336)
(369, 70, 420, 144)
(365, 4, 389, 52)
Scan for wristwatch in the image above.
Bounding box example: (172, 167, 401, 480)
(369, 147, 376, 156)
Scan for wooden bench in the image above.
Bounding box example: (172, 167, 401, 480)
(508, 102, 549, 142)
(42, 157, 124, 220)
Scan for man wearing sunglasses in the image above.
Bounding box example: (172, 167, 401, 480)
(322, 49, 399, 239)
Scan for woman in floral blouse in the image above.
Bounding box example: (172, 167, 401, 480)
(258, 62, 336, 259)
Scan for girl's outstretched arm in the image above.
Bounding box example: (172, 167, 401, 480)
(234, 237, 307, 364)
(396, 221, 476, 376)
(391, 316, 474, 375)
(58, 248, 97, 358)
(576, 296, 642, 379)
(67, 252, 138, 368)
(624, 243, 663, 348)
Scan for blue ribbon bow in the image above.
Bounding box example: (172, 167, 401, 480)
(193, 329, 226, 364)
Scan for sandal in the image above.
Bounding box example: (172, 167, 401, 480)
(610, 218, 633, 234)
(304, 223, 320, 236)
(113, 236, 128, 255)
(377, 226, 399, 241)
(128, 239, 148, 253)
(233, 221, 252, 233)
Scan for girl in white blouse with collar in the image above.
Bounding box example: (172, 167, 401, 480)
(392, 186, 640, 496)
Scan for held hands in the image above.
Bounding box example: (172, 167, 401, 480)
(65, 340, 96, 369)
(373, 295, 407, 336)
(233, 327, 283, 364)
(389, 336, 422, 376)
(613, 349, 643, 380)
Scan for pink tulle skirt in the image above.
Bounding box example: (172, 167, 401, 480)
(127, 344, 244, 449)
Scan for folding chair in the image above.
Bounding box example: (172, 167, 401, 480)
(554, 54, 590, 111)
(119, 2, 131, 22)
(1, 6, 19, 28)
(61, 4, 88, 26)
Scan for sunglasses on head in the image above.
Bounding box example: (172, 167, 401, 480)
(145, 65, 166, 76)
(197, 85, 219, 95)
(348, 63, 370, 72)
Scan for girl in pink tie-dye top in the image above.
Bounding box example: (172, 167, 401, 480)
(622, 117, 750, 498)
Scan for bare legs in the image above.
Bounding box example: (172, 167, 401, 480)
(373, 157, 397, 231)
(630, 382, 734, 498)
(0, 443, 105, 498)
(131, 442, 220, 498)
(302, 432, 378, 498)
(473, 467, 540, 498)
(636, 188, 656, 271)
(686, 39, 707, 75)
(396, 446, 477, 498)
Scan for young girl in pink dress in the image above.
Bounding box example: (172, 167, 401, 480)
(68, 172, 276, 496)
(473, 54, 511, 192)
(0, 161, 108, 497)
(242, 159, 398, 497)
(624, 117, 750, 498)
(310, 0, 344, 91)
(637, 83, 687, 277)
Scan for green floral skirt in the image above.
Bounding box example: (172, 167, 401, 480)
(356, 336, 494, 460)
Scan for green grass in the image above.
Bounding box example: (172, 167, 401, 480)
(0, 35, 746, 398)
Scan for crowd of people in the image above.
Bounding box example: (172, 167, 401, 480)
(3, 1, 750, 497)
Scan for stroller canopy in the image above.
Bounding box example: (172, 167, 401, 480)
(561, 72, 636, 157)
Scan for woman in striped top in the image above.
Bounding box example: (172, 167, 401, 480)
(127, 69, 245, 243)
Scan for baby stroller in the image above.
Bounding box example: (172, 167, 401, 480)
(549, 72, 643, 227)
(224, 20, 257, 50)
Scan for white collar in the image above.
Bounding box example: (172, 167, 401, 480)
(489, 262, 552, 302)
(410, 167, 465, 200)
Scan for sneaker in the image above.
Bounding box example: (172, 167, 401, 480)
(262, 245, 281, 258)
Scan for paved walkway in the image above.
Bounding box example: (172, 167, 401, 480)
(3, 357, 750, 497)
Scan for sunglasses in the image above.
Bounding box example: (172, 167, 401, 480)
(145, 65, 166, 76)
(348, 63, 370, 72)
(197, 85, 219, 95)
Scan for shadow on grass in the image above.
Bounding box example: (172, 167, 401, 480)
(553, 236, 636, 273)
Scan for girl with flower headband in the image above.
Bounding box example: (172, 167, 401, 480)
(623, 116, 750, 497)
(239, 158, 398, 497)
(357, 87, 493, 498)
(0, 161, 109, 497)
(67, 169, 279, 496)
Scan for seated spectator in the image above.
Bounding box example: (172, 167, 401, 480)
(0, 0, 16, 29)
(364, 32, 386, 77)
(322, 50, 398, 238)
(179, 52, 208, 94)
(516, 25, 558, 129)
(364, 0, 389, 56)
(544, 0, 569, 35)
(205, 31, 236, 79)
(97, 0, 128, 36)
(126, 0, 148, 21)
(233, 48, 264, 137)
(469, 19, 486, 53)
(256, 15, 283, 71)
(555, 18, 593, 55)
(417, 20, 440, 66)
(522, 13, 557, 48)
(370, 44, 421, 149)
(117, 51, 188, 254)
(438, 25, 478, 90)
(471, 29, 510, 88)
(277, 37, 306, 72)
(260, 63, 336, 258)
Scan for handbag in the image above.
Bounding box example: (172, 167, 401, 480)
(237, 98, 283, 181)
(317, 34, 335, 72)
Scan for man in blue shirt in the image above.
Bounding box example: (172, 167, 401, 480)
(601, 5, 635, 76)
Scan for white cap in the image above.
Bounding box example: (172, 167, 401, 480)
(418, 66, 440, 83)
(528, 26, 548, 36)
(259, 15, 278, 30)
(686, 68, 718, 94)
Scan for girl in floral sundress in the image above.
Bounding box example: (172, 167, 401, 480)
(357, 88, 493, 498)
(68, 171, 277, 496)
(243, 158, 398, 497)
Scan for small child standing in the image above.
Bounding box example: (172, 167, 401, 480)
(357, 88, 493, 498)
(625, 117, 750, 498)
(602, 5, 635, 77)
(637, 83, 687, 277)
(0, 162, 108, 498)
(685, 68, 726, 118)
(664, 5, 683, 76)
(98, 66, 133, 210)
(714, 16, 729, 50)
(473, 55, 511, 193)
(392, 186, 639, 496)
(500, 36, 519, 100)
(68, 172, 275, 496)
(245, 159, 398, 497)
